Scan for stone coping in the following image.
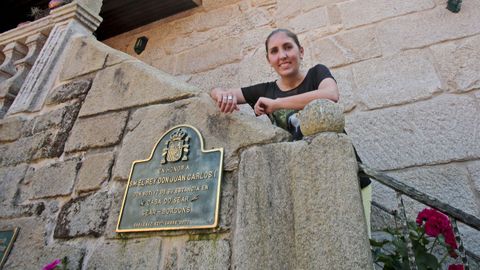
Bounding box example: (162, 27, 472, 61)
(0, 18, 54, 47)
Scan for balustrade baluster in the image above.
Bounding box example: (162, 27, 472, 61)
(0, 41, 27, 82)
(0, 50, 5, 66)
(1, 33, 47, 96)
(0, 41, 27, 118)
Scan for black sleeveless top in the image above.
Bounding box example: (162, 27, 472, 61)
(241, 64, 334, 107)
(241, 64, 334, 130)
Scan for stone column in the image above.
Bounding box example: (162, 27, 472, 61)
(233, 99, 373, 270)
(6, 2, 102, 116)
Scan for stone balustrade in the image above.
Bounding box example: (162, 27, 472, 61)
(0, 35, 48, 118)
(0, 16, 56, 118)
(0, 2, 102, 118)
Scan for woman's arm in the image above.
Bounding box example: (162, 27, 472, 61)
(210, 87, 246, 113)
(254, 78, 339, 115)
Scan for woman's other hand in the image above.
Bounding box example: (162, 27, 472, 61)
(210, 87, 244, 113)
(254, 97, 278, 115)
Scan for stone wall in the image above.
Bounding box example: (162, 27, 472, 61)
(102, 0, 480, 250)
(0, 35, 372, 269)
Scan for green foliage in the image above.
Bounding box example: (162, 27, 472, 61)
(371, 220, 461, 270)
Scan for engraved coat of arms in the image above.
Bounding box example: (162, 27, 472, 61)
(161, 128, 190, 163)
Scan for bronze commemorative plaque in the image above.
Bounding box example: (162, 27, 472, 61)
(116, 125, 223, 232)
(0, 228, 19, 269)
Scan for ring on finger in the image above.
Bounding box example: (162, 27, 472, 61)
(227, 95, 233, 101)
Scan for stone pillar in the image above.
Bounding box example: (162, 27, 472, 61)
(233, 99, 373, 270)
(6, 2, 102, 116)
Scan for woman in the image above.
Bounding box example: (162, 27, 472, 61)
(210, 29, 372, 234)
(211, 29, 338, 137)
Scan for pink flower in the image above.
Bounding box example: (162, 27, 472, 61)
(42, 259, 61, 270)
(448, 264, 464, 270)
(416, 208, 451, 237)
(416, 208, 437, 226)
(416, 208, 458, 250)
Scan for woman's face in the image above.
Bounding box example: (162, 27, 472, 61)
(266, 32, 304, 78)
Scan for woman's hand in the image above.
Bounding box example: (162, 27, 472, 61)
(254, 97, 278, 115)
(210, 87, 243, 113)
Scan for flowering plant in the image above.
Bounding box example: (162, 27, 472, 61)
(42, 257, 67, 270)
(370, 208, 464, 270)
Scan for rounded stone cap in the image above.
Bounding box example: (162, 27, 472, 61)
(298, 99, 345, 136)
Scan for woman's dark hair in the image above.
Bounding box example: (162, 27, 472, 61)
(265, 29, 302, 54)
